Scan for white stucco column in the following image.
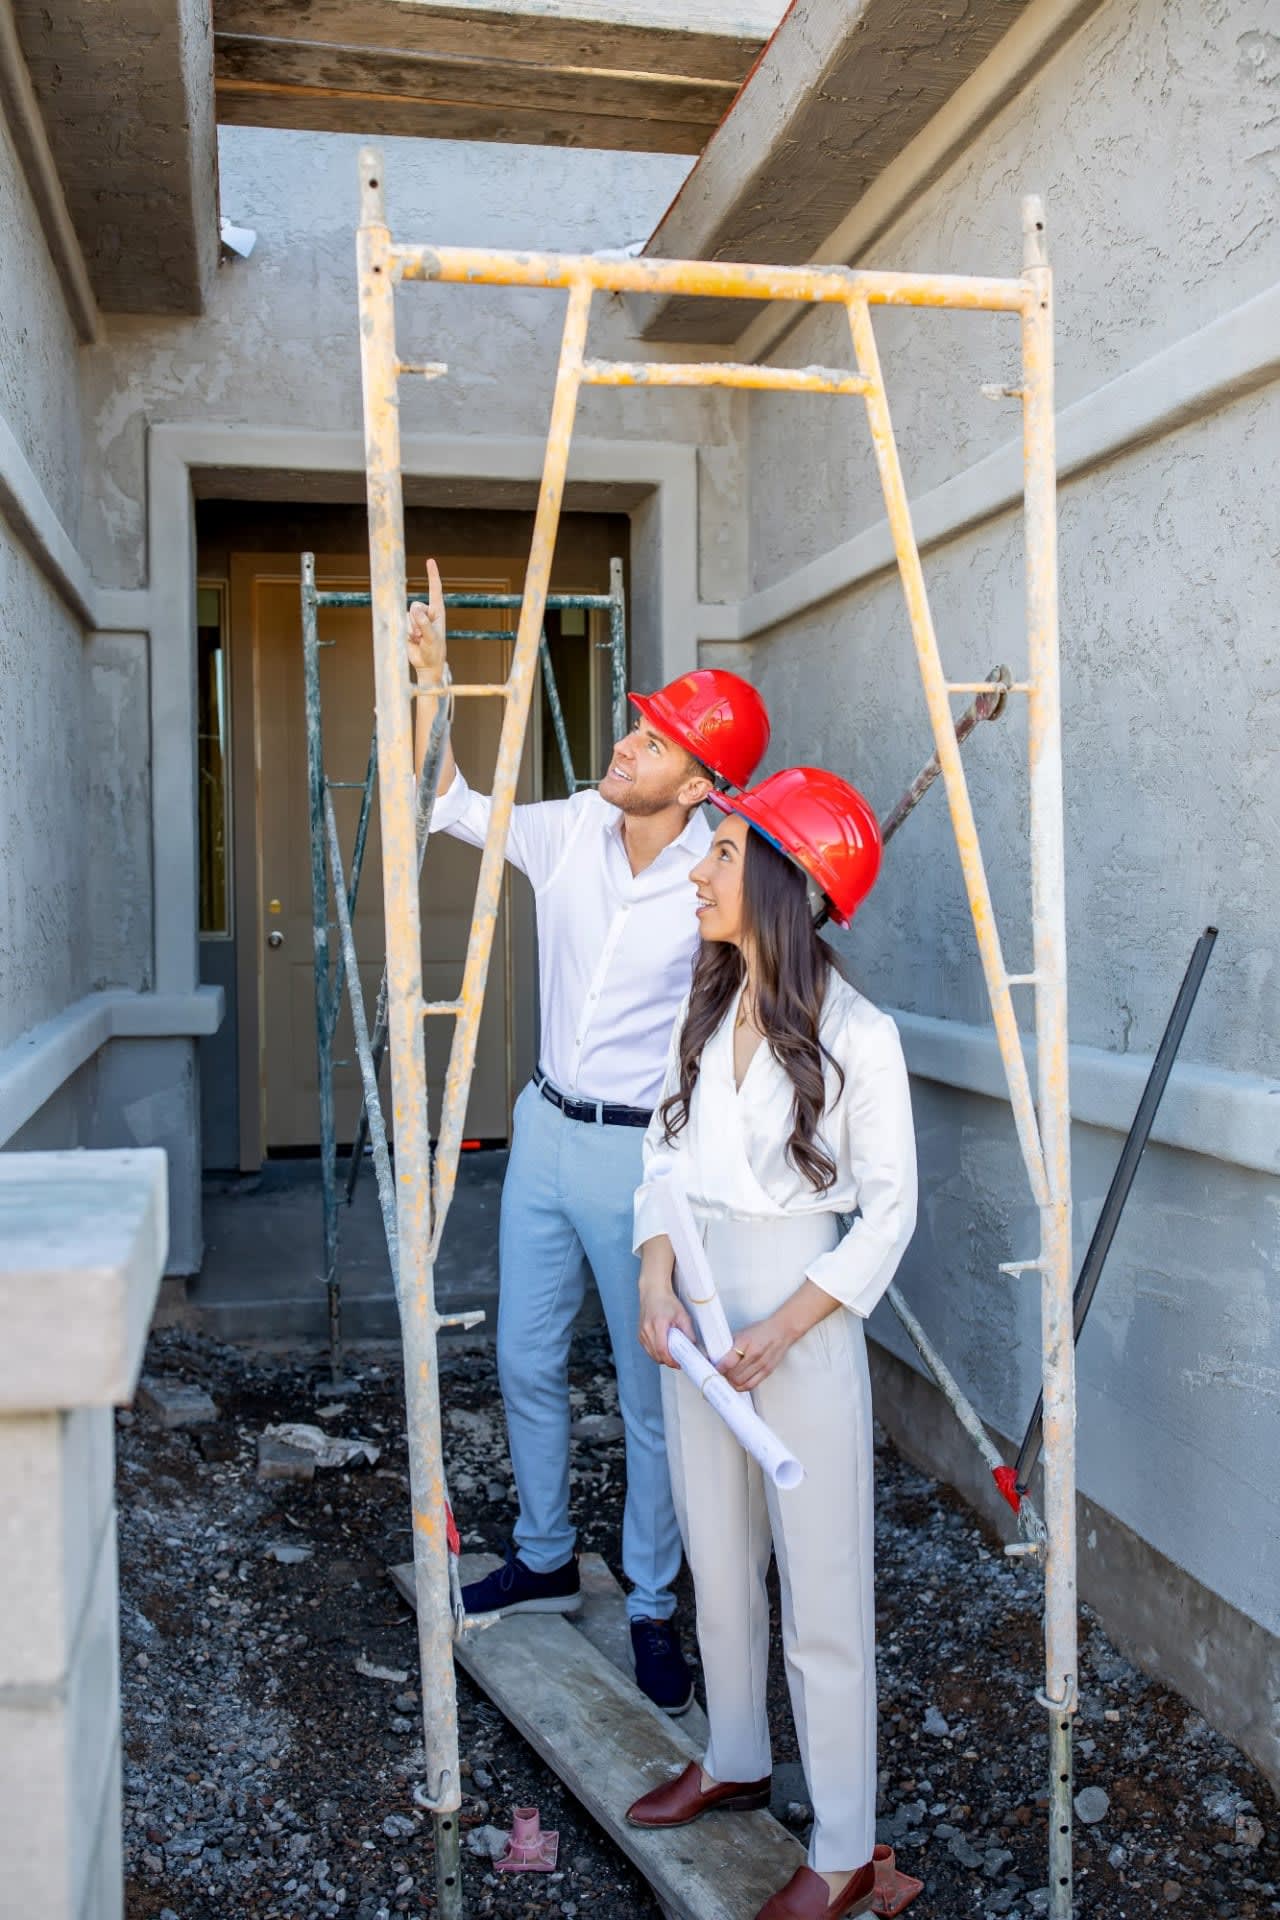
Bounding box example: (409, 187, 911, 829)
(0, 1149, 168, 1920)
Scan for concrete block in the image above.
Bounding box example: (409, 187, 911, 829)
(0, 1695, 74, 1914)
(136, 1377, 218, 1429)
(0, 1149, 168, 1413)
(79, 1736, 123, 1920)
(0, 1407, 113, 1692)
(66, 1513, 122, 1919)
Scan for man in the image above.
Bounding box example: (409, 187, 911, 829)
(407, 559, 770, 1713)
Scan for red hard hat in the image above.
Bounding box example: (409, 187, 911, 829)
(628, 669, 770, 791)
(710, 766, 882, 928)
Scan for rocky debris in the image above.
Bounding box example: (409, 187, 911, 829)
(119, 1324, 1280, 1920)
(137, 1376, 219, 1428)
(1074, 1786, 1110, 1824)
(256, 1432, 316, 1482)
(466, 1824, 513, 1860)
(570, 1413, 625, 1445)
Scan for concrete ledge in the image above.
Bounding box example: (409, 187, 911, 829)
(0, 1149, 169, 1412)
(867, 1337, 1280, 1793)
(698, 280, 1280, 645)
(0, 407, 97, 627)
(0, 988, 224, 1148)
(894, 1008, 1280, 1179)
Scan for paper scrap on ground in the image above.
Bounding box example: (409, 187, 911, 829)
(261, 1422, 381, 1469)
(667, 1329, 804, 1490)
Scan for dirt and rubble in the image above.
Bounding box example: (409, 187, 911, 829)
(120, 1325, 1277, 1920)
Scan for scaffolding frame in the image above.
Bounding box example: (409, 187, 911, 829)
(354, 147, 1075, 1919)
(299, 559, 628, 1375)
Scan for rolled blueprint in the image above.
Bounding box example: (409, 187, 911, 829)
(655, 1172, 735, 1363)
(667, 1328, 804, 1491)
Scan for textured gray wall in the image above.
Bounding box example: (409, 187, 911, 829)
(79, 128, 731, 592)
(731, 0, 1280, 1643)
(0, 109, 88, 1051)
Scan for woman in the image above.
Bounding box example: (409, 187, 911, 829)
(626, 766, 918, 1920)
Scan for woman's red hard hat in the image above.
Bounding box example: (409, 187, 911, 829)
(709, 765, 883, 928)
(628, 669, 770, 791)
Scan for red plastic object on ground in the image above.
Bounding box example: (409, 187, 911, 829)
(871, 1844, 924, 1916)
(495, 1807, 559, 1872)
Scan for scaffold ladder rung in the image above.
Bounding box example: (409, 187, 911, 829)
(582, 357, 874, 395)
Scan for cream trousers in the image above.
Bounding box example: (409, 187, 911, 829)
(661, 1209, 876, 1872)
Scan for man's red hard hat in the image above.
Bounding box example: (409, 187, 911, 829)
(710, 765, 882, 928)
(628, 669, 770, 791)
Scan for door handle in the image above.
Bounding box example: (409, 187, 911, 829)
(267, 930, 284, 949)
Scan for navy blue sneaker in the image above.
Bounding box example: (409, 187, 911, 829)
(631, 1616, 695, 1716)
(461, 1543, 581, 1617)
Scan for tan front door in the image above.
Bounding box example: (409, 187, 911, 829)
(235, 553, 530, 1158)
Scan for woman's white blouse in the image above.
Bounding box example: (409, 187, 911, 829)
(633, 969, 918, 1318)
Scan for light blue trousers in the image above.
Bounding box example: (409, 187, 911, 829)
(497, 1081, 681, 1621)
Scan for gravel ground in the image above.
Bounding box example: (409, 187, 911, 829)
(120, 1325, 1277, 1920)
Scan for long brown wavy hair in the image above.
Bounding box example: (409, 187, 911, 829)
(661, 828, 846, 1192)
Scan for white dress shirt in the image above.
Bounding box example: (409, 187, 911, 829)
(634, 969, 918, 1317)
(431, 768, 711, 1109)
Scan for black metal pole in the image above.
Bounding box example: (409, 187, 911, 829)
(1014, 926, 1218, 1492)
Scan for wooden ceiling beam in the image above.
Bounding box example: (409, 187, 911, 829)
(211, 0, 779, 87)
(216, 78, 713, 153)
(214, 32, 739, 129)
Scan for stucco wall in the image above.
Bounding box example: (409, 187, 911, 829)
(1, 59, 160, 1203)
(732, 0, 1280, 1651)
(79, 128, 748, 597)
(747, 0, 1279, 592)
(0, 92, 82, 526)
(0, 107, 90, 1052)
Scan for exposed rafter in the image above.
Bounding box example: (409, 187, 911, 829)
(212, 0, 787, 153)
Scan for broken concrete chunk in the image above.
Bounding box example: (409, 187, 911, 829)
(260, 1422, 381, 1469)
(257, 1434, 316, 1483)
(570, 1412, 625, 1444)
(137, 1377, 219, 1429)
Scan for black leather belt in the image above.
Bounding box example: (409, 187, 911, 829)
(534, 1068, 652, 1129)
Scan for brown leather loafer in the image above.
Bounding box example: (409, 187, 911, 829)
(626, 1760, 772, 1828)
(754, 1861, 877, 1919)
